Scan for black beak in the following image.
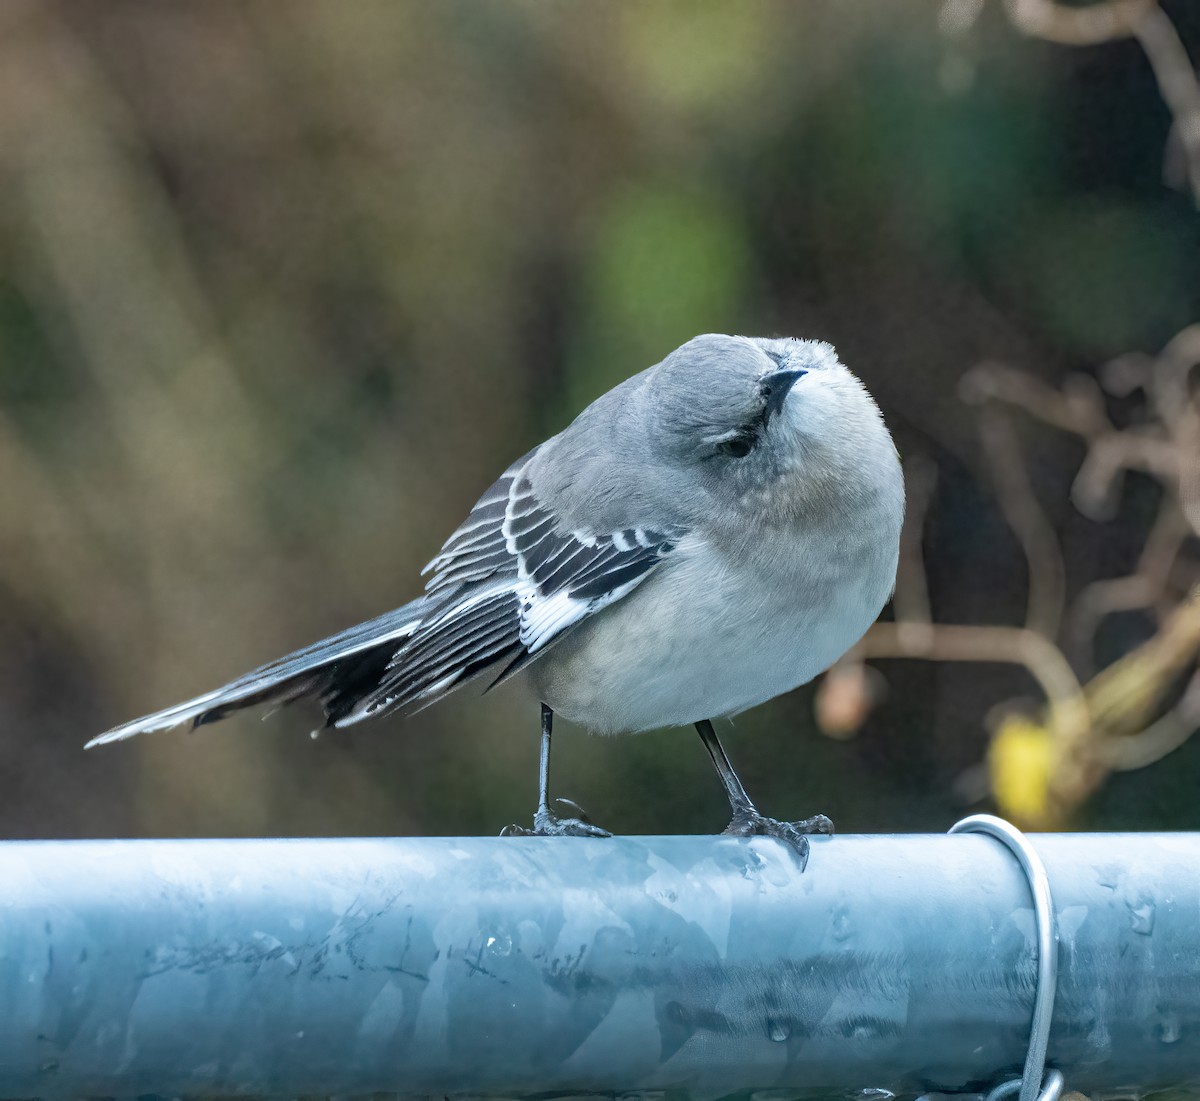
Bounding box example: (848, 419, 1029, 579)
(760, 368, 806, 422)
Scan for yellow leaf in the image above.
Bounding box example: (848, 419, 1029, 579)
(988, 715, 1053, 827)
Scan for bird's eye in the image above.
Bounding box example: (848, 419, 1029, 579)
(717, 435, 755, 458)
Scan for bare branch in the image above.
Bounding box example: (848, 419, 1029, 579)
(997, 0, 1200, 205)
(858, 621, 1089, 739)
(1135, 6, 1200, 205)
(977, 406, 1066, 637)
(866, 321, 1200, 824)
(1097, 669, 1200, 770)
(1150, 324, 1200, 535)
(961, 362, 1108, 437)
(1003, 0, 1154, 47)
(1067, 501, 1189, 672)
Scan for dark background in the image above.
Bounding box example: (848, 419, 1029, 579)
(1, 1, 1197, 840)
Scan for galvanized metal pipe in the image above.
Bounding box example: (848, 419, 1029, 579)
(1, 833, 1197, 1099)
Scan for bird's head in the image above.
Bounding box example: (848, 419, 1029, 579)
(644, 333, 899, 523)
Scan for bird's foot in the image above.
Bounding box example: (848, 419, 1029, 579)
(500, 798, 612, 839)
(723, 808, 834, 869)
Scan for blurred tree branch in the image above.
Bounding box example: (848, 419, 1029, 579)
(941, 0, 1200, 205)
(821, 326, 1200, 827)
(826, 0, 1200, 827)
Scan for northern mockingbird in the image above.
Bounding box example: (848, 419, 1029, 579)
(89, 334, 904, 865)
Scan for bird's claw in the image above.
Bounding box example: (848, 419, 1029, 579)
(723, 808, 834, 869)
(500, 798, 612, 839)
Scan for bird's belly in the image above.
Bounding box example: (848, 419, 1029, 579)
(524, 537, 891, 733)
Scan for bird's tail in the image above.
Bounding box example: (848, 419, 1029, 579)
(85, 598, 428, 748)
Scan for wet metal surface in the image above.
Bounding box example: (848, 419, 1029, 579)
(0, 833, 1197, 1099)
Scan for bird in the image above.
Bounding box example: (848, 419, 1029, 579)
(88, 334, 904, 866)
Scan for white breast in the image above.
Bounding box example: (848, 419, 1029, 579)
(524, 520, 898, 734)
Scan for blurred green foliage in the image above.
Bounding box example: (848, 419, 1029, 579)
(569, 182, 750, 411)
(0, 0, 1196, 841)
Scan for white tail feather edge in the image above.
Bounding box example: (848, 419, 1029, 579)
(85, 605, 425, 748)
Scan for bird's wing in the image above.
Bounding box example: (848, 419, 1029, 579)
(338, 448, 686, 723)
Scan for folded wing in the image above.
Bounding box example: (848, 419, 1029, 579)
(338, 452, 685, 722)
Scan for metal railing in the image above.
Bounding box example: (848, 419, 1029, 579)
(1, 831, 1197, 1098)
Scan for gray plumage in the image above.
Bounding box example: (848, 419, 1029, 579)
(88, 334, 903, 761)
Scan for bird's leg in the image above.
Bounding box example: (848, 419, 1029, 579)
(695, 718, 832, 867)
(501, 704, 611, 838)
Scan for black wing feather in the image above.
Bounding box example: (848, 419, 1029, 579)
(336, 451, 686, 723)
